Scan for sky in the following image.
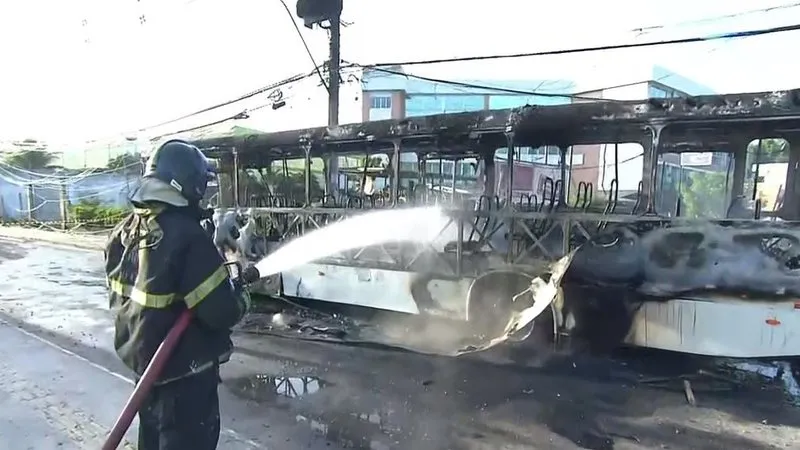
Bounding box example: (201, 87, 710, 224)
(0, 0, 799, 154)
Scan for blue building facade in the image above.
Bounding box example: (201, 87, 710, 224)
(360, 68, 576, 121)
(361, 64, 716, 122)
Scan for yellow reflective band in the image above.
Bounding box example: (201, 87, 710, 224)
(184, 265, 229, 309)
(108, 279, 175, 308)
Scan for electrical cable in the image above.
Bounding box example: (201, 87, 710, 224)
(137, 70, 315, 132)
(0, 162, 96, 182)
(350, 62, 712, 103)
(9, 18, 775, 215)
(348, 62, 634, 102)
(149, 111, 251, 142)
(0, 159, 143, 188)
(90, 62, 360, 143)
(0, 158, 138, 179)
(0, 165, 90, 187)
(632, 2, 800, 35)
(350, 23, 755, 103)
(64, 7, 793, 150)
(147, 90, 301, 141)
(276, 0, 329, 91)
(362, 23, 800, 68)
(149, 65, 361, 141)
(11, 181, 138, 216)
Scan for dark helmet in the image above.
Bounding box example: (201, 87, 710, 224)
(143, 140, 215, 204)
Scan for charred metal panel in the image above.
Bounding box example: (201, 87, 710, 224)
(569, 221, 800, 299)
(192, 88, 800, 163)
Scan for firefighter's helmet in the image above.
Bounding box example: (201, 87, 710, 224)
(143, 140, 215, 204)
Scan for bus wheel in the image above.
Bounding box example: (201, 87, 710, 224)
(466, 270, 548, 342)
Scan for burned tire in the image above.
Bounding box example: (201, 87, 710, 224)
(466, 270, 555, 344)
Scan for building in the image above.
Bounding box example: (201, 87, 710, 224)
(360, 67, 577, 198)
(570, 65, 718, 204)
(361, 66, 576, 122)
(360, 65, 717, 203)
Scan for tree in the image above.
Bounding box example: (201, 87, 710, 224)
(360, 156, 385, 168)
(2, 149, 57, 170)
(106, 153, 143, 174)
(243, 168, 323, 205)
(680, 170, 728, 218)
(747, 138, 788, 164)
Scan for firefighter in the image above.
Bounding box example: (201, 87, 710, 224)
(104, 139, 251, 450)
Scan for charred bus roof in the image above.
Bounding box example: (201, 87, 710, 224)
(191, 88, 800, 165)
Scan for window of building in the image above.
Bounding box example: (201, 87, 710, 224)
(370, 95, 392, 109)
(648, 84, 690, 99)
(405, 95, 484, 117)
(423, 157, 480, 194)
(441, 96, 484, 113)
(648, 85, 671, 98)
(489, 95, 570, 109)
(495, 146, 566, 165)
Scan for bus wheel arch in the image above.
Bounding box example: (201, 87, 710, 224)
(465, 266, 559, 343)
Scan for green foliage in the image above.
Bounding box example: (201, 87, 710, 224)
(2, 150, 57, 170)
(106, 153, 143, 173)
(252, 169, 323, 203)
(359, 156, 385, 168)
(747, 138, 788, 164)
(68, 199, 129, 225)
(680, 170, 728, 218)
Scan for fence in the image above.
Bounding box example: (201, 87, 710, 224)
(0, 166, 141, 229)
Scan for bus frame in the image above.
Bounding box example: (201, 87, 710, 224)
(192, 88, 800, 359)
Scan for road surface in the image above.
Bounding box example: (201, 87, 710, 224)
(1, 229, 799, 449)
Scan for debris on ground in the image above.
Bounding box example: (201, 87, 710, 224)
(683, 379, 696, 406)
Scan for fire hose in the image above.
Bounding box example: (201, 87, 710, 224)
(101, 260, 261, 450)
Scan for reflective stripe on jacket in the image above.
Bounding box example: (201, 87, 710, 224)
(104, 206, 248, 383)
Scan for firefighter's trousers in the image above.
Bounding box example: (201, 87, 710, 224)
(137, 365, 221, 450)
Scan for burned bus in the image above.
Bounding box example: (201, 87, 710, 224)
(192, 88, 800, 359)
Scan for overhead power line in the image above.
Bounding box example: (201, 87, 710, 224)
(633, 2, 800, 35)
(149, 102, 277, 142)
(349, 62, 632, 102)
(276, 0, 329, 91)
(136, 70, 315, 133)
(137, 62, 360, 137)
(149, 64, 362, 142)
(352, 62, 677, 103)
(363, 23, 800, 67)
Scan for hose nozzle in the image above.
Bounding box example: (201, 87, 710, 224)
(241, 265, 261, 284)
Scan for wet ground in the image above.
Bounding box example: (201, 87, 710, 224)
(1, 229, 800, 449)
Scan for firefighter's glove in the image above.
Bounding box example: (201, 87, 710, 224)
(213, 211, 242, 255)
(200, 217, 215, 240)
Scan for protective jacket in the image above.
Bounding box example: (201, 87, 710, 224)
(104, 202, 248, 384)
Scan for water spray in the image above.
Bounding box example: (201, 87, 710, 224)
(100, 205, 515, 448)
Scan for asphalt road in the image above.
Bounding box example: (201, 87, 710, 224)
(1, 233, 799, 449)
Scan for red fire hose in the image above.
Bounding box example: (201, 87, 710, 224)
(101, 309, 193, 450)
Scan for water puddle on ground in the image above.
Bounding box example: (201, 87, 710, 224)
(295, 409, 401, 450)
(227, 374, 326, 401)
(226, 372, 403, 449)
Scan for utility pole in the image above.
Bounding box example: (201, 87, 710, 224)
(296, 0, 343, 194)
(328, 16, 340, 128)
(326, 12, 341, 194)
